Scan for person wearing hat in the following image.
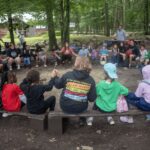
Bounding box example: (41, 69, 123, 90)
(94, 63, 129, 125)
(125, 65, 150, 120)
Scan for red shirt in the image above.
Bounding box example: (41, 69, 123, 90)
(2, 84, 24, 112)
(61, 47, 73, 55)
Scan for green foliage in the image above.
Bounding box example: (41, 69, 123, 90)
(0, 0, 149, 46)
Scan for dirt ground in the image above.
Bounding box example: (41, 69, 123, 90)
(0, 65, 150, 150)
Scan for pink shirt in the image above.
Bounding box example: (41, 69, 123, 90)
(135, 82, 150, 103)
(135, 65, 150, 103)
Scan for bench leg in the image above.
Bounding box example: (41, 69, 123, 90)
(48, 116, 63, 135)
(29, 115, 48, 131)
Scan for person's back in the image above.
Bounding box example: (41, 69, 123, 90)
(1, 71, 26, 112)
(125, 64, 150, 119)
(95, 63, 128, 112)
(53, 56, 96, 114)
(20, 70, 56, 114)
(2, 83, 22, 111)
(96, 80, 128, 112)
(135, 65, 150, 104)
(94, 63, 128, 125)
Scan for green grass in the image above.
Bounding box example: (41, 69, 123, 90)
(3, 31, 149, 46)
(2, 32, 107, 46)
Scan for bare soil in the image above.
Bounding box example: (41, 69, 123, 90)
(0, 65, 149, 150)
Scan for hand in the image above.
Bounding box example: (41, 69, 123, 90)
(51, 69, 59, 78)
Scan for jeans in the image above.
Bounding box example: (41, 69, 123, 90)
(138, 64, 145, 74)
(24, 57, 31, 65)
(125, 93, 150, 111)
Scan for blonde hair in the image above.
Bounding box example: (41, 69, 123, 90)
(74, 56, 92, 73)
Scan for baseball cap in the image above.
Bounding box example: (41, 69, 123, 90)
(104, 63, 118, 79)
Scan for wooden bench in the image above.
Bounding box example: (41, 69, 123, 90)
(104, 40, 143, 48)
(0, 109, 48, 131)
(48, 110, 150, 135)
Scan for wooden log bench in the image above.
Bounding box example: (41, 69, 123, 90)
(48, 110, 150, 135)
(0, 109, 48, 131)
(104, 40, 143, 48)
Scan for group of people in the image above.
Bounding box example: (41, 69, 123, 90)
(0, 36, 149, 75)
(0, 55, 150, 126)
(0, 41, 48, 71)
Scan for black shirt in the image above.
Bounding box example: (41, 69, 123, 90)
(20, 78, 54, 113)
(6, 48, 20, 58)
(54, 69, 96, 113)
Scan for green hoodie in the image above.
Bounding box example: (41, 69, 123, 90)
(145, 51, 150, 59)
(96, 80, 128, 112)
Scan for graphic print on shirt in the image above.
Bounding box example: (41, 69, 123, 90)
(64, 79, 91, 101)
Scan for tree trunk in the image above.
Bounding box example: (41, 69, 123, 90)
(45, 0, 58, 50)
(104, 0, 110, 36)
(60, 0, 64, 45)
(7, 13, 15, 45)
(144, 0, 149, 35)
(64, 0, 70, 43)
(7, 0, 15, 45)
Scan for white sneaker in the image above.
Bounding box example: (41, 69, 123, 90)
(2, 112, 13, 118)
(44, 64, 47, 67)
(35, 65, 39, 68)
(146, 114, 150, 121)
(107, 116, 115, 125)
(9, 66, 12, 71)
(120, 116, 134, 124)
(86, 117, 93, 126)
(17, 65, 20, 70)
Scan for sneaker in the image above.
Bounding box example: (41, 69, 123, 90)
(146, 114, 150, 121)
(136, 65, 139, 69)
(2, 112, 13, 118)
(9, 66, 12, 71)
(79, 118, 86, 126)
(44, 64, 47, 67)
(120, 116, 134, 123)
(107, 116, 115, 125)
(17, 65, 20, 70)
(35, 65, 39, 68)
(129, 64, 131, 68)
(86, 117, 93, 126)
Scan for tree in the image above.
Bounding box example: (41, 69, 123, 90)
(44, 0, 58, 50)
(7, 0, 15, 44)
(59, 0, 70, 45)
(144, 0, 149, 35)
(104, 0, 110, 36)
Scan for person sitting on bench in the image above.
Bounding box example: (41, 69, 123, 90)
(93, 63, 129, 125)
(52, 56, 96, 125)
(6, 43, 21, 70)
(1, 71, 27, 117)
(20, 69, 56, 114)
(125, 65, 150, 120)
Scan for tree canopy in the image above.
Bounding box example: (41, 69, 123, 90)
(0, 0, 149, 49)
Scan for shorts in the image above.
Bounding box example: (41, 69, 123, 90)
(39, 55, 46, 61)
(126, 49, 133, 57)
